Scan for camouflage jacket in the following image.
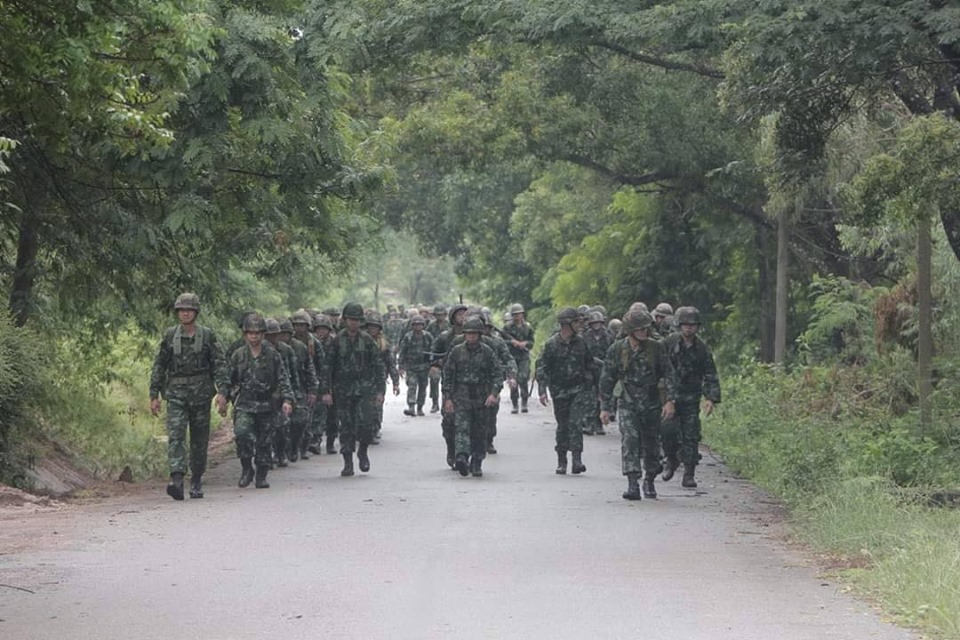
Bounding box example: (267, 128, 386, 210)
(536, 332, 597, 400)
(226, 343, 294, 414)
(501, 321, 535, 361)
(599, 338, 677, 412)
(430, 326, 463, 368)
(327, 329, 386, 397)
(451, 333, 513, 388)
(149, 324, 228, 404)
(584, 326, 614, 371)
(661, 333, 721, 405)
(289, 335, 320, 401)
(374, 334, 399, 386)
(398, 330, 434, 372)
(273, 340, 300, 405)
(425, 318, 448, 339)
(442, 341, 500, 409)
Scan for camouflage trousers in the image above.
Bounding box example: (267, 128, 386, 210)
(661, 401, 701, 468)
(288, 405, 311, 454)
(511, 357, 531, 402)
(273, 412, 290, 460)
(552, 389, 592, 453)
(486, 396, 501, 444)
(429, 375, 440, 406)
(308, 402, 326, 444)
(165, 399, 212, 476)
(454, 404, 487, 460)
(233, 410, 274, 468)
(337, 394, 375, 454)
(406, 368, 429, 408)
(326, 397, 339, 442)
(618, 403, 662, 476)
(581, 382, 602, 433)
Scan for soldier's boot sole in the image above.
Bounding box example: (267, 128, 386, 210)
(642, 478, 657, 499)
(358, 448, 371, 473)
(166, 474, 185, 501)
(556, 452, 567, 475)
(341, 453, 355, 477)
(571, 453, 586, 475)
(188, 477, 203, 499)
(455, 455, 469, 477)
(682, 474, 698, 488)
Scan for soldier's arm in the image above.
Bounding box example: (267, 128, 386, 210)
(277, 352, 295, 405)
(304, 345, 319, 396)
(702, 344, 721, 403)
(148, 335, 171, 400)
(385, 349, 399, 385)
(441, 350, 456, 398)
(371, 338, 387, 393)
(598, 343, 620, 412)
(535, 342, 551, 397)
(659, 341, 679, 404)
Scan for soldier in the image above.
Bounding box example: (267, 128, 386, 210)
(288, 310, 320, 461)
(607, 317, 623, 422)
(324, 307, 342, 331)
(431, 303, 468, 468)
(653, 302, 676, 336)
(222, 314, 294, 489)
(323, 302, 385, 476)
(660, 307, 720, 488)
(502, 303, 534, 413)
(537, 307, 598, 476)
(398, 315, 432, 416)
(480, 311, 516, 454)
(583, 311, 613, 436)
(363, 311, 400, 443)
(599, 310, 677, 501)
(267, 318, 299, 468)
(313, 314, 339, 454)
(442, 317, 501, 477)
(149, 293, 228, 501)
(425, 304, 448, 412)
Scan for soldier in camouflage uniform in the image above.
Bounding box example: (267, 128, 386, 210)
(223, 314, 294, 489)
(312, 314, 338, 454)
(425, 304, 448, 413)
(502, 303, 534, 413)
(479, 311, 516, 453)
(442, 317, 501, 477)
(660, 307, 720, 488)
(600, 310, 677, 500)
(363, 311, 400, 442)
(653, 302, 676, 337)
(322, 302, 385, 476)
(288, 310, 320, 462)
(537, 307, 598, 476)
(150, 293, 229, 501)
(324, 307, 342, 332)
(431, 303, 468, 468)
(582, 311, 613, 436)
(398, 315, 432, 416)
(266, 318, 298, 468)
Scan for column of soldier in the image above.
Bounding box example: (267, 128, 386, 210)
(150, 294, 719, 503)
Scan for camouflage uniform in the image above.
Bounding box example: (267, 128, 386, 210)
(451, 325, 514, 453)
(398, 321, 433, 414)
(149, 315, 228, 484)
(537, 312, 598, 467)
(431, 304, 467, 467)
(288, 326, 320, 461)
(582, 315, 614, 435)
(364, 313, 399, 441)
(442, 324, 501, 476)
(312, 316, 339, 453)
(268, 320, 299, 467)
(501, 305, 534, 412)
(425, 307, 448, 411)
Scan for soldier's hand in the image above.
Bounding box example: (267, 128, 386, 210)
(306, 393, 317, 408)
(150, 398, 162, 417)
(322, 394, 333, 406)
(443, 399, 454, 414)
(282, 401, 293, 417)
(600, 410, 610, 425)
(484, 394, 498, 407)
(703, 400, 715, 417)
(393, 384, 400, 396)
(539, 394, 549, 406)
(376, 393, 385, 405)
(662, 401, 676, 420)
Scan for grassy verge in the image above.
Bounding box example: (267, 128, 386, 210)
(707, 360, 960, 638)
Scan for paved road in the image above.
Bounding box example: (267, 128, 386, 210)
(0, 394, 914, 640)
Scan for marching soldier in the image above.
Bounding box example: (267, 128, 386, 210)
(502, 303, 534, 413)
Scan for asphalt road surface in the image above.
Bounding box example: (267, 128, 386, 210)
(0, 394, 916, 640)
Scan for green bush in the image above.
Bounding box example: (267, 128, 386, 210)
(0, 314, 47, 482)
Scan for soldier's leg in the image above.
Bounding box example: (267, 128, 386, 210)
(553, 396, 572, 474)
(618, 406, 642, 499)
(253, 413, 274, 488)
(518, 359, 530, 410)
(405, 372, 419, 413)
(274, 413, 289, 466)
(486, 397, 500, 453)
(293, 407, 311, 458)
(338, 396, 359, 476)
(639, 406, 662, 498)
(165, 400, 189, 476)
(568, 390, 590, 474)
(429, 375, 440, 412)
(356, 395, 375, 472)
(591, 383, 605, 434)
(308, 403, 325, 454)
(469, 406, 486, 476)
(442, 411, 456, 469)
(660, 413, 681, 480)
(325, 398, 339, 453)
(678, 404, 702, 487)
(416, 370, 429, 414)
(453, 407, 471, 476)
(233, 411, 256, 487)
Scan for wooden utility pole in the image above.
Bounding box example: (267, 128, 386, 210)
(917, 215, 933, 437)
(774, 207, 789, 364)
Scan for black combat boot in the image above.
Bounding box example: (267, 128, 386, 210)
(417, 404, 425, 416)
(307, 441, 321, 455)
(622, 473, 641, 500)
(556, 451, 568, 475)
(189, 474, 203, 499)
(341, 452, 355, 477)
(486, 438, 497, 454)
(571, 452, 586, 475)
(455, 453, 469, 477)
(166, 472, 185, 501)
(682, 464, 697, 488)
(470, 456, 483, 477)
(288, 443, 299, 463)
(430, 401, 440, 414)
(446, 439, 456, 470)
(238, 458, 254, 488)
(299, 441, 311, 460)
(662, 456, 679, 482)
(511, 401, 519, 414)
(255, 465, 270, 489)
(520, 398, 528, 413)
(404, 404, 416, 416)
(642, 473, 657, 499)
(358, 444, 371, 473)
(276, 451, 288, 468)
(326, 437, 337, 455)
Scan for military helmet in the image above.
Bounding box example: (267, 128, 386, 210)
(278, 318, 294, 334)
(324, 307, 341, 317)
(448, 303, 468, 325)
(433, 303, 447, 315)
(313, 314, 333, 330)
(608, 318, 623, 334)
(237, 309, 257, 328)
(364, 312, 384, 328)
(676, 306, 701, 325)
(242, 314, 266, 333)
(290, 309, 312, 326)
(462, 317, 485, 333)
(591, 304, 607, 317)
(174, 292, 200, 312)
(410, 315, 426, 326)
(622, 310, 654, 333)
(654, 302, 674, 317)
(341, 302, 364, 320)
(628, 301, 649, 314)
(556, 306, 580, 325)
(264, 318, 281, 335)
(577, 304, 591, 317)
(587, 311, 605, 325)
(509, 303, 525, 315)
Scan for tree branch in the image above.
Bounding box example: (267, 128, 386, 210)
(587, 40, 724, 79)
(561, 154, 677, 186)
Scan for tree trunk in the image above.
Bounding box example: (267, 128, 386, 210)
(917, 215, 933, 437)
(756, 223, 776, 362)
(774, 207, 789, 364)
(9, 208, 40, 327)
